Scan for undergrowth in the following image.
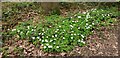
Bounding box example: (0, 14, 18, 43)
(2, 7, 118, 52)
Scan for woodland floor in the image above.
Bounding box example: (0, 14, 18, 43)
(1, 21, 119, 56)
(0, 3, 120, 56)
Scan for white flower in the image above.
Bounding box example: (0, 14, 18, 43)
(53, 42, 56, 44)
(76, 20, 79, 22)
(59, 26, 61, 28)
(70, 25, 73, 28)
(81, 40, 84, 43)
(42, 40, 44, 42)
(63, 37, 65, 39)
(86, 23, 88, 26)
(39, 33, 41, 35)
(72, 21, 75, 22)
(74, 34, 76, 36)
(103, 15, 105, 17)
(27, 26, 30, 29)
(41, 33, 44, 35)
(105, 14, 107, 16)
(17, 30, 20, 32)
(55, 34, 57, 37)
(52, 35, 54, 38)
(7, 29, 10, 30)
(56, 46, 59, 48)
(41, 44, 44, 46)
(63, 21, 65, 23)
(81, 35, 84, 38)
(55, 31, 57, 33)
(34, 26, 37, 28)
(39, 39, 41, 41)
(71, 31, 74, 32)
(45, 39, 48, 42)
(44, 46, 47, 49)
(31, 29, 34, 31)
(78, 39, 81, 42)
(74, 14, 77, 16)
(37, 37, 40, 39)
(90, 17, 93, 18)
(57, 29, 59, 31)
(64, 30, 65, 31)
(78, 27, 80, 29)
(102, 14, 104, 16)
(92, 31, 94, 32)
(71, 37, 73, 39)
(71, 17, 73, 18)
(46, 43, 49, 46)
(20, 32, 23, 34)
(32, 37, 35, 40)
(78, 16, 81, 18)
(89, 25, 92, 27)
(86, 26, 90, 29)
(42, 28, 44, 31)
(44, 31, 46, 33)
(34, 29, 36, 31)
(49, 26, 52, 28)
(26, 31, 30, 35)
(46, 36, 48, 38)
(12, 29, 16, 31)
(81, 40, 85, 44)
(86, 25, 92, 29)
(83, 12, 86, 14)
(71, 34, 73, 36)
(81, 39, 83, 41)
(42, 36, 44, 38)
(92, 22, 94, 25)
(94, 8, 96, 10)
(91, 9, 94, 11)
(48, 45, 52, 48)
(108, 14, 110, 16)
(50, 40, 53, 42)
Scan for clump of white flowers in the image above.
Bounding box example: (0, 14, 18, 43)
(8, 8, 115, 52)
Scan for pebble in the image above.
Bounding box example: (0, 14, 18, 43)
(98, 52, 103, 55)
(60, 53, 66, 56)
